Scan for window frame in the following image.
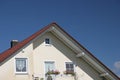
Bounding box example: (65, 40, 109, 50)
(45, 38, 51, 45)
(15, 58, 28, 74)
(44, 60, 56, 80)
(65, 62, 74, 72)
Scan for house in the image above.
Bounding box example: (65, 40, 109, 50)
(0, 22, 119, 80)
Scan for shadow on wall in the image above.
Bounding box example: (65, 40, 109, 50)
(51, 34, 102, 80)
(33, 36, 44, 50)
(32, 32, 102, 80)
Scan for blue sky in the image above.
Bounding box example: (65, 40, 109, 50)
(0, 0, 120, 77)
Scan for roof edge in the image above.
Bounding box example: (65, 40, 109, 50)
(0, 22, 119, 79)
(0, 22, 56, 63)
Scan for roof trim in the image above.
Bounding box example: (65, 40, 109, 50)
(0, 22, 55, 62)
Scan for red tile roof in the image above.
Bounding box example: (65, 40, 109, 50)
(0, 22, 119, 79)
(0, 22, 55, 63)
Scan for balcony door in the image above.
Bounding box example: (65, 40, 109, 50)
(45, 61, 55, 80)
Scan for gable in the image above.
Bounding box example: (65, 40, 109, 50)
(0, 22, 119, 80)
(33, 32, 102, 80)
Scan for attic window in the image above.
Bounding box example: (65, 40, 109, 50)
(45, 38, 50, 44)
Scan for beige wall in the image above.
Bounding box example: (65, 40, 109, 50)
(0, 32, 103, 80)
(0, 43, 34, 80)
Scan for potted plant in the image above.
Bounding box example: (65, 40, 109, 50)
(46, 70, 60, 75)
(52, 70, 60, 75)
(63, 70, 75, 76)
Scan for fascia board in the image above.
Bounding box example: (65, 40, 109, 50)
(82, 53, 116, 80)
(50, 26, 83, 53)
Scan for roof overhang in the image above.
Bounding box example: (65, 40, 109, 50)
(48, 25, 119, 80)
(77, 52, 116, 80)
(49, 26, 83, 53)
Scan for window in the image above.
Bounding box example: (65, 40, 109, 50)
(65, 62, 74, 72)
(45, 38, 50, 44)
(15, 58, 27, 73)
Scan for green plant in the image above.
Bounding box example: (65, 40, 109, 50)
(46, 70, 60, 75)
(40, 78, 44, 80)
(63, 70, 75, 76)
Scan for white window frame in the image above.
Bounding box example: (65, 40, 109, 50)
(44, 60, 56, 80)
(15, 58, 28, 74)
(44, 60, 56, 73)
(44, 38, 51, 46)
(65, 62, 74, 72)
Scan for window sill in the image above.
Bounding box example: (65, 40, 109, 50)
(15, 72, 28, 75)
(45, 44, 52, 46)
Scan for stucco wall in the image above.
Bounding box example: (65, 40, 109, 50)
(32, 32, 102, 80)
(0, 43, 34, 80)
(0, 32, 103, 80)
